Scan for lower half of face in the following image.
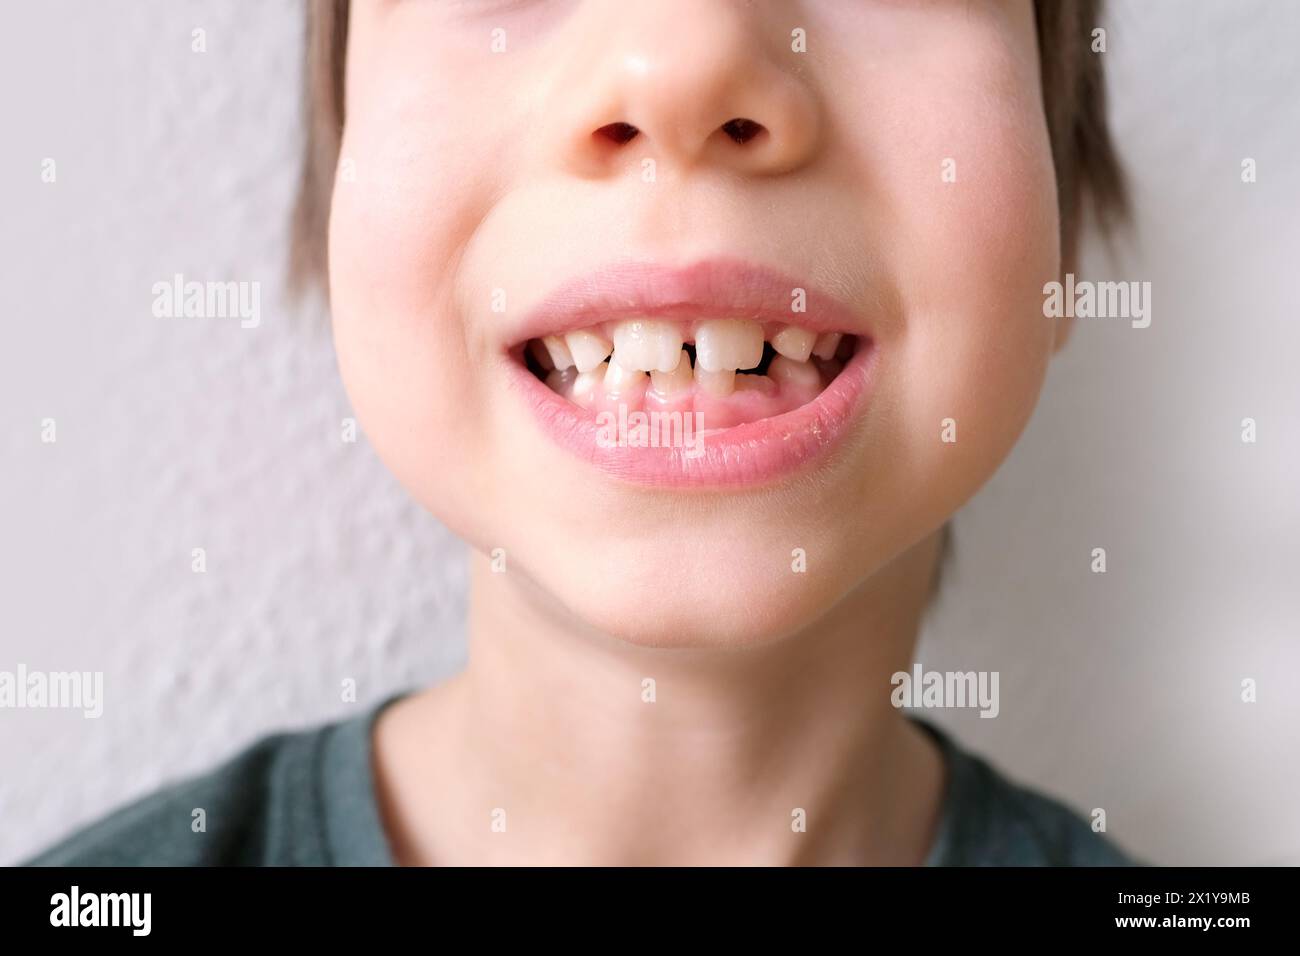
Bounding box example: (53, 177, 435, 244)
(329, 0, 1059, 647)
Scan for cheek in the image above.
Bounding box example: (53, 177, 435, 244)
(327, 22, 547, 524)
(326, 13, 542, 528)
(841, 40, 1060, 511)
(894, 134, 1057, 495)
(912, 136, 1057, 499)
(326, 124, 492, 527)
(330, 53, 495, 335)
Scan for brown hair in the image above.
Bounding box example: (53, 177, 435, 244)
(290, 0, 1128, 293)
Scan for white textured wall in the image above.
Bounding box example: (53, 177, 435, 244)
(1, 0, 1296, 866)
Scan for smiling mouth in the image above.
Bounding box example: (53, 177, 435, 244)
(519, 319, 860, 430)
(504, 259, 876, 486)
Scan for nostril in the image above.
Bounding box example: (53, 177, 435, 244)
(721, 118, 765, 145)
(594, 122, 640, 145)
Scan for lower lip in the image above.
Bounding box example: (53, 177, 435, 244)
(506, 342, 877, 488)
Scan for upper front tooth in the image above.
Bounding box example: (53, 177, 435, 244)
(811, 331, 843, 361)
(694, 319, 763, 372)
(771, 325, 816, 362)
(611, 319, 683, 372)
(565, 329, 614, 372)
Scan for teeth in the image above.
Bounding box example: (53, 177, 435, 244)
(565, 329, 614, 373)
(537, 323, 845, 407)
(771, 325, 816, 362)
(611, 320, 683, 372)
(603, 358, 649, 401)
(695, 366, 736, 397)
(571, 364, 606, 408)
(649, 349, 693, 397)
(768, 355, 820, 391)
(541, 335, 574, 370)
(695, 319, 763, 372)
(811, 331, 842, 361)
(734, 372, 777, 397)
(545, 367, 578, 396)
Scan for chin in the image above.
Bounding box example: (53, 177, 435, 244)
(533, 540, 853, 650)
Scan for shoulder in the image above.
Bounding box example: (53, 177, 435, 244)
(958, 752, 1139, 866)
(23, 719, 337, 867)
(918, 720, 1140, 867)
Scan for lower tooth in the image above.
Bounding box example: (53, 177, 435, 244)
(649, 349, 694, 398)
(695, 367, 736, 397)
(545, 367, 578, 396)
(603, 359, 648, 402)
(811, 332, 843, 361)
(571, 365, 606, 408)
(768, 355, 821, 391)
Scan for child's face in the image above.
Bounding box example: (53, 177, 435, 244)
(329, 0, 1059, 646)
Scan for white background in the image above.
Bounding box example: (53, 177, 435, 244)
(1, 0, 1297, 865)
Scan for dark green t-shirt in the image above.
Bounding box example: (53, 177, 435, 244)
(23, 691, 1135, 866)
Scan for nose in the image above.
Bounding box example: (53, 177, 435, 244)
(547, 0, 822, 179)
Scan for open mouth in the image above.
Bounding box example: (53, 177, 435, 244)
(519, 320, 861, 431)
(505, 259, 876, 486)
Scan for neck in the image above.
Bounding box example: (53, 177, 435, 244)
(373, 533, 946, 866)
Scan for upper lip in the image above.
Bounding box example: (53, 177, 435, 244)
(506, 257, 868, 348)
